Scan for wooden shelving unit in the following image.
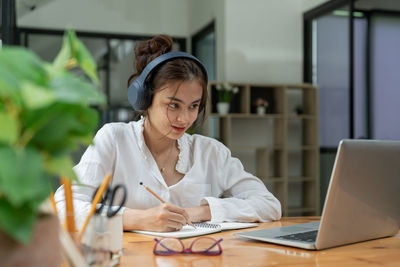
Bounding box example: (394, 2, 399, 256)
(200, 82, 319, 216)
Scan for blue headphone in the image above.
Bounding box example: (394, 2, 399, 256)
(127, 51, 208, 111)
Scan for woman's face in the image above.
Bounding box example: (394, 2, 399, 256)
(146, 80, 203, 140)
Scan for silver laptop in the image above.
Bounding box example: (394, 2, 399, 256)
(235, 139, 400, 250)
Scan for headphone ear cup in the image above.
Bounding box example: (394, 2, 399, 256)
(128, 79, 149, 111)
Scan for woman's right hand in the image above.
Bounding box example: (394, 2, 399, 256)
(122, 203, 191, 232)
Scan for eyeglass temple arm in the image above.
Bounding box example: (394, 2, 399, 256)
(203, 238, 223, 253)
(154, 238, 179, 253)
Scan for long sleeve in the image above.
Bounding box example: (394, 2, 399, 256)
(200, 141, 282, 223)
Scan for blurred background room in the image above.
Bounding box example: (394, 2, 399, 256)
(1, 0, 399, 217)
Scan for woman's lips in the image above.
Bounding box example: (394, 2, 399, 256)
(172, 126, 186, 133)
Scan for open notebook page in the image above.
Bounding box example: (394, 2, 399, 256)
(131, 222, 258, 238)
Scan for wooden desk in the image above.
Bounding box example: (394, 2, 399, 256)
(120, 217, 400, 266)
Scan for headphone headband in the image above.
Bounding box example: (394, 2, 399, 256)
(127, 51, 208, 111)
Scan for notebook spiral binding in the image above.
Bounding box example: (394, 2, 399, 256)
(193, 222, 221, 229)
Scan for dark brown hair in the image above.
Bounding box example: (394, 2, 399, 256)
(127, 34, 208, 124)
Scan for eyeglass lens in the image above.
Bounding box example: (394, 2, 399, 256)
(154, 237, 222, 255)
(156, 238, 183, 254)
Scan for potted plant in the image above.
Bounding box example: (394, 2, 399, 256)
(0, 30, 105, 266)
(215, 82, 239, 115)
(254, 97, 269, 115)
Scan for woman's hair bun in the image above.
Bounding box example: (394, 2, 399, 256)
(133, 34, 173, 76)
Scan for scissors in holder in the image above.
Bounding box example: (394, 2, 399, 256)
(92, 184, 127, 218)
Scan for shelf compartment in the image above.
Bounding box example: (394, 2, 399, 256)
(287, 114, 317, 119)
(288, 181, 317, 213)
(250, 86, 284, 115)
(288, 176, 316, 182)
(230, 145, 284, 151)
(210, 113, 284, 119)
(262, 179, 286, 209)
(287, 117, 318, 147)
(229, 147, 285, 180)
(256, 148, 285, 179)
(287, 150, 318, 178)
(209, 83, 248, 114)
(286, 86, 318, 116)
(287, 207, 316, 213)
(287, 146, 318, 150)
(287, 207, 317, 217)
(261, 176, 285, 181)
(231, 117, 285, 147)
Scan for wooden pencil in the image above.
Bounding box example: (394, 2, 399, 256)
(139, 182, 166, 203)
(61, 177, 77, 235)
(50, 192, 59, 217)
(139, 182, 196, 229)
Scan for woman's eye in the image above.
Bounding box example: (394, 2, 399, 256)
(190, 104, 200, 109)
(168, 103, 178, 109)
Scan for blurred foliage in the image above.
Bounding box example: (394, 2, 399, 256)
(0, 30, 105, 243)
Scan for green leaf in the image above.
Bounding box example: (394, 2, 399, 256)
(0, 67, 20, 97)
(21, 81, 56, 109)
(0, 47, 47, 88)
(0, 147, 50, 206)
(68, 30, 99, 85)
(22, 103, 99, 155)
(50, 71, 105, 105)
(53, 30, 99, 84)
(45, 155, 78, 181)
(0, 198, 37, 244)
(53, 33, 72, 70)
(0, 112, 18, 145)
(77, 133, 95, 146)
(0, 47, 48, 108)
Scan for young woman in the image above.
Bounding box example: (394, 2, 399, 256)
(55, 34, 281, 232)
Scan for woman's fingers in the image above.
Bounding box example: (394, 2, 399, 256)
(159, 204, 188, 227)
(162, 203, 191, 225)
(135, 203, 193, 232)
(165, 210, 187, 226)
(164, 219, 185, 231)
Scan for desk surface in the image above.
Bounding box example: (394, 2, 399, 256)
(120, 217, 400, 267)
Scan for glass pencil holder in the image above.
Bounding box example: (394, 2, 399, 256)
(81, 214, 111, 267)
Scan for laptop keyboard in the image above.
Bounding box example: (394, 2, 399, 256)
(276, 230, 318, 242)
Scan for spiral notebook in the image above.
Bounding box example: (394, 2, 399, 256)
(131, 222, 258, 238)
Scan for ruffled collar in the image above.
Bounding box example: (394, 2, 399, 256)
(133, 116, 192, 174)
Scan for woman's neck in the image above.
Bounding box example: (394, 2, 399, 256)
(143, 117, 176, 155)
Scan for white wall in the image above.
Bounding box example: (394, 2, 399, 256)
(188, 0, 217, 34)
(187, 0, 226, 82)
(18, 0, 190, 37)
(223, 0, 327, 83)
(18, 0, 328, 83)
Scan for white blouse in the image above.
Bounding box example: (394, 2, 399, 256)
(55, 117, 281, 228)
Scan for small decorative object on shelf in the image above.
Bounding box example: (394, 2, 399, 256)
(215, 82, 239, 115)
(295, 104, 304, 115)
(217, 102, 230, 115)
(254, 97, 269, 115)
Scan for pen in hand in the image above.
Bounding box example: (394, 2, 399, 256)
(139, 182, 196, 229)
